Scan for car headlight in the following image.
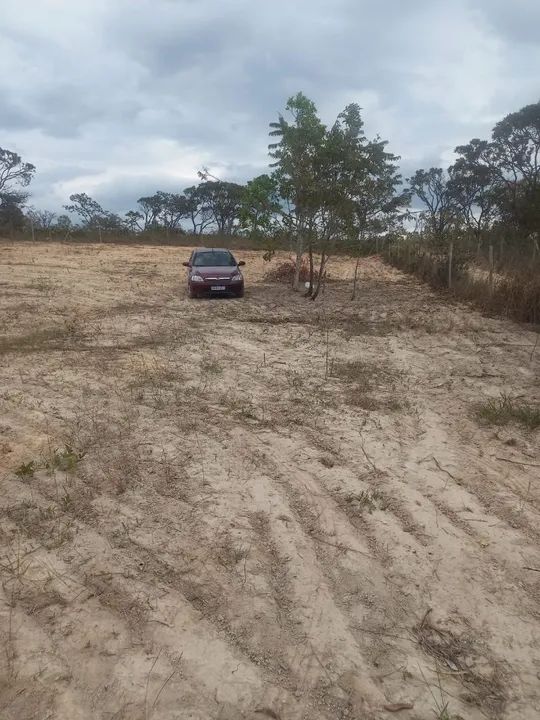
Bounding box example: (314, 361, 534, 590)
(231, 273, 242, 281)
(191, 274, 204, 282)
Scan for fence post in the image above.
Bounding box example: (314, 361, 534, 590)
(489, 244, 494, 295)
(31, 219, 35, 242)
(448, 241, 453, 289)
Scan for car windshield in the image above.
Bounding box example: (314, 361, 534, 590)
(193, 251, 235, 267)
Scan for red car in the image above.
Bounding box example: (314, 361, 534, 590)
(183, 248, 245, 298)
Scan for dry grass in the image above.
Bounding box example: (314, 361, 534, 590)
(331, 358, 403, 411)
(475, 395, 540, 430)
(385, 242, 540, 324)
(414, 610, 508, 718)
(0, 242, 539, 720)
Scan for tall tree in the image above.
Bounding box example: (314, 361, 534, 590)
(137, 194, 164, 229)
(450, 103, 540, 237)
(449, 139, 500, 244)
(408, 168, 457, 237)
(0, 147, 35, 193)
(64, 193, 106, 227)
(156, 191, 189, 231)
(195, 181, 244, 234)
(240, 174, 283, 239)
(183, 185, 215, 235)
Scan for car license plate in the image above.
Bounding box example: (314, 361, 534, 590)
(211, 285, 226, 291)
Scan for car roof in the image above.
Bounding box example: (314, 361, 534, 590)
(193, 248, 231, 253)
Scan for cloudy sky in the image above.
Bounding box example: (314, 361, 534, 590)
(1, 0, 539, 215)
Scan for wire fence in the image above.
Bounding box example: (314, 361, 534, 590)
(383, 234, 540, 325)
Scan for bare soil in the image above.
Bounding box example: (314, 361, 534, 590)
(1, 241, 539, 720)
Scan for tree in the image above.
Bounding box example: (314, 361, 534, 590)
(183, 185, 215, 235)
(55, 214, 72, 231)
(408, 168, 457, 237)
(194, 181, 244, 234)
(269, 92, 327, 290)
(26, 208, 56, 232)
(240, 174, 282, 238)
(54, 214, 73, 239)
(265, 94, 409, 297)
(0, 147, 35, 194)
(453, 103, 540, 237)
(124, 210, 144, 232)
(0, 191, 26, 233)
(449, 139, 500, 244)
(155, 192, 189, 231)
(137, 194, 164, 229)
(64, 193, 106, 227)
(326, 107, 409, 298)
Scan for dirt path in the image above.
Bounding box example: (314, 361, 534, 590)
(1, 241, 539, 720)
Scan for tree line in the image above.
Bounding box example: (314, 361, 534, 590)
(1, 95, 539, 295)
(409, 101, 540, 256)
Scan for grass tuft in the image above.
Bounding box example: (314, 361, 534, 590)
(45, 445, 86, 472)
(475, 395, 540, 430)
(14, 460, 36, 480)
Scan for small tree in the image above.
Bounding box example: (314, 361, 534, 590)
(26, 208, 56, 232)
(269, 92, 326, 290)
(124, 210, 144, 232)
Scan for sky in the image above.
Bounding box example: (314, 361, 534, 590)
(1, 0, 539, 215)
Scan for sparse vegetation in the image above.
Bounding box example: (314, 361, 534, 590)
(0, 242, 538, 720)
(475, 395, 540, 429)
(14, 460, 36, 480)
(45, 445, 86, 472)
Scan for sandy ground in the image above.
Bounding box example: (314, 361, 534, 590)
(0, 241, 539, 720)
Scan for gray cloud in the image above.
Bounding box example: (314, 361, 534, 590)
(1, 0, 539, 215)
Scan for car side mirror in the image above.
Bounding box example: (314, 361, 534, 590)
(182, 261, 190, 267)
(238, 260, 246, 266)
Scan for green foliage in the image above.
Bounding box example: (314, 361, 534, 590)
(195, 180, 245, 234)
(240, 174, 282, 239)
(267, 92, 409, 294)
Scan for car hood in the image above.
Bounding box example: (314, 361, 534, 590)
(192, 266, 239, 278)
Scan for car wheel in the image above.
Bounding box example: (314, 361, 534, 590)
(188, 286, 198, 299)
(235, 287, 244, 298)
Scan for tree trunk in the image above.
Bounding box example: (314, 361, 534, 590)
(351, 257, 360, 300)
(293, 229, 304, 291)
(311, 249, 327, 300)
(304, 242, 314, 297)
(489, 244, 494, 296)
